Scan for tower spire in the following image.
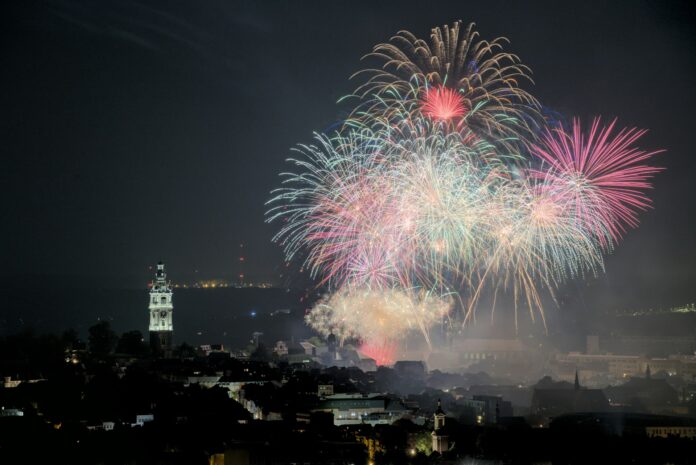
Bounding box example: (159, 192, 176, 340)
(435, 398, 445, 416)
(432, 399, 448, 453)
(148, 261, 173, 356)
(574, 369, 580, 390)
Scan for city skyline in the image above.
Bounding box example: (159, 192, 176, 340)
(2, 3, 696, 462)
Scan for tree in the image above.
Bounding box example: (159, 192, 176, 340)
(250, 343, 271, 362)
(60, 328, 79, 349)
(173, 342, 197, 359)
(88, 321, 117, 355)
(410, 429, 433, 455)
(116, 330, 148, 356)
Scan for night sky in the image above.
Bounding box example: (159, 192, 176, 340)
(2, 1, 695, 313)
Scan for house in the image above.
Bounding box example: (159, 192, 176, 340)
(394, 361, 427, 379)
(185, 374, 221, 388)
(531, 373, 609, 420)
(604, 368, 679, 413)
(473, 395, 513, 424)
(273, 341, 288, 356)
(318, 384, 334, 398)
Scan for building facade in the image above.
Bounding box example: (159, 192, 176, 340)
(313, 393, 408, 426)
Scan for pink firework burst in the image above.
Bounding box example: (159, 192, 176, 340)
(304, 169, 413, 289)
(420, 86, 467, 121)
(529, 118, 663, 246)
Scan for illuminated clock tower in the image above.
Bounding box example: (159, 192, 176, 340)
(148, 261, 173, 356)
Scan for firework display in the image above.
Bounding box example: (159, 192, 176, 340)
(352, 20, 542, 146)
(266, 21, 662, 362)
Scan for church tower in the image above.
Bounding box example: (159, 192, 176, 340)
(432, 399, 449, 453)
(148, 261, 173, 356)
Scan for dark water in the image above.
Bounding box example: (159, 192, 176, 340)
(0, 287, 315, 349)
(1, 285, 694, 353)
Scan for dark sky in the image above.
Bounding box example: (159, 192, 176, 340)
(2, 1, 695, 312)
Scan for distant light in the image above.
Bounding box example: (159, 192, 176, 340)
(250, 311, 257, 317)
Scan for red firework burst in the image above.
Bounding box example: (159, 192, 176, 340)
(359, 340, 397, 366)
(421, 86, 467, 121)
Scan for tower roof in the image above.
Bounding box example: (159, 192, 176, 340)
(574, 369, 580, 390)
(435, 398, 445, 415)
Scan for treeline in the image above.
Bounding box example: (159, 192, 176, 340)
(0, 323, 197, 379)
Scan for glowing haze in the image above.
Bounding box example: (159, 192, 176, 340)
(266, 21, 662, 365)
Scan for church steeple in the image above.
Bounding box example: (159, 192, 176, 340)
(573, 368, 580, 391)
(432, 399, 448, 453)
(435, 398, 445, 417)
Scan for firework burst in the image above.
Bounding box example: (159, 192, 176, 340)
(306, 286, 453, 350)
(266, 22, 663, 362)
(420, 86, 467, 122)
(528, 118, 663, 248)
(352, 21, 542, 144)
(267, 118, 511, 292)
